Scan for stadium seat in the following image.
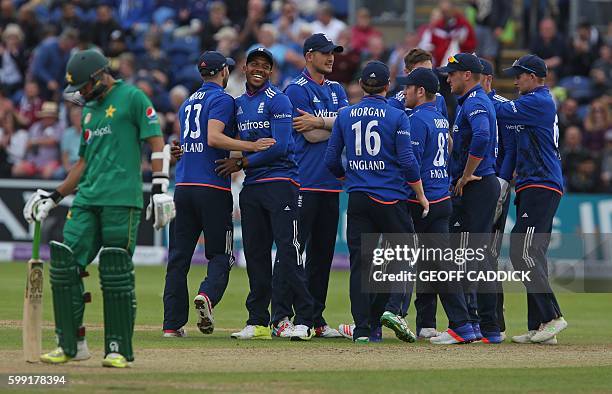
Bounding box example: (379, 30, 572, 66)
(559, 76, 595, 104)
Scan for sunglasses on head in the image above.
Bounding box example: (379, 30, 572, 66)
(512, 59, 538, 75)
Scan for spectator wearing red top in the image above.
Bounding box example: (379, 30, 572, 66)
(327, 28, 361, 84)
(422, 0, 476, 67)
(16, 80, 42, 128)
(350, 8, 382, 53)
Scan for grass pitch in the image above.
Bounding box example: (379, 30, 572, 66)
(1, 262, 612, 393)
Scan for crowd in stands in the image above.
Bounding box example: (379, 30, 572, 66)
(0, 0, 609, 193)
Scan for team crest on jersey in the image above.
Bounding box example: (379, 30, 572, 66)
(331, 92, 338, 105)
(146, 106, 158, 120)
(237, 106, 244, 115)
(257, 102, 265, 114)
(84, 112, 92, 124)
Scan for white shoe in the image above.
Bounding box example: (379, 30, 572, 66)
(272, 317, 294, 338)
(194, 294, 214, 334)
(74, 339, 91, 361)
(512, 329, 557, 345)
(531, 317, 567, 343)
(290, 325, 313, 341)
(500, 331, 507, 342)
(315, 325, 343, 338)
(338, 323, 354, 340)
(230, 325, 271, 340)
(430, 331, 462, 345)
(418, 327, 441, 339)
(163, 327, 187, 337)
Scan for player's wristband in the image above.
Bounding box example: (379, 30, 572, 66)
(50, 190, 63, 204)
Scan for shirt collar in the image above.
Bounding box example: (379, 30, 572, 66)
(302, 68, 325, 86)
(457, 84, 483, 105)
(201, 82, 223, 91)
(361, 94, 387, 103)
(413, 101, 436, 111)
(245, 80, 271, 97)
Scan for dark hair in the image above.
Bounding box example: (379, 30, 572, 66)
(425, 91, 436, 101)
(404, 48, 433, 69)
(360, 81, 386, 95)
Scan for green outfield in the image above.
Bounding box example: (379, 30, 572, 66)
(1, 262, 612, 393)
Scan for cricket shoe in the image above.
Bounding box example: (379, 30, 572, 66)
(40, 340, 91, 364)
(272, 317, 294, 338)
(512, 330, 558, 345)
(480, 330, 504, 344)
(472, 322, 483, 341)
(418, 327, 441, 339)
(530, 317, 567, 343)
(338, 323, 354, 340)
(231, 325, 271, 340)
(162, 327, 187, 337)
(194, 294, 214, 334)
(314, 325, 342, 338)
(380, 311, 416, 343)
(430, 324, 476, 344)
(290, 325, 314, 341)
(102, 352, 130, 368)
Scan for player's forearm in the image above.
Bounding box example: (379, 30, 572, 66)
(302, 128, 331, 143)
(56, 158, 85, 197)
(147, 136, 165, 174)
(209, 132, 255, 152)
(408, 179, 426, 200)
(462, 155, 482, 178)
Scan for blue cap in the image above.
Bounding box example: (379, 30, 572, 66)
(247, 47, 274, 67)
(396, 67, 440, 94)
(438, 53, 483, 74)
(503, 54, 547, 78)
(303, 33, 343, 55)
(361, 61, 390, 88)
(197, 51, 235, 76)
(479, 58, 494, 76)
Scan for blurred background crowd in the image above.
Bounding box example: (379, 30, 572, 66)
(0, 0, 609, 193)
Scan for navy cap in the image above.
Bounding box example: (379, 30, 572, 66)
(361, 61, 390, 88)
(479, 58, 494, 76)
(246, 47, 274, 67)
(438, 53, 483, 74)
(197, 51, 235, 76)
(396, 67, 440, 94)
(303, 33, 343, 55)
(503, 54, 547, 78)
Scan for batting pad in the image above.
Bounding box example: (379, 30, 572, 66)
(49, 241, 85, 358)
(99, 247, 136, 362)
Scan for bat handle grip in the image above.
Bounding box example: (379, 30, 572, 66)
(32, 221, 41, 261)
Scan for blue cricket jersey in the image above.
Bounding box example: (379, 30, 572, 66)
(285, 69, 349, 192)
(489, 86, 563, 194)
(324, 95, 421, 203)
(489, 90, 517, 182)
(388, 91, 449, 119)
(407, 101, 451, 203)
(449, 84, 498, 183)
(235, 81, 299, 186)
(176, 82, 235, 191)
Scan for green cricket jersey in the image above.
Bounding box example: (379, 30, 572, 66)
(74, 80, 162, 209)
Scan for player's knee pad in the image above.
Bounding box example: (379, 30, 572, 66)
(99, 247, 136, 361)
(49, 241, 89, 357)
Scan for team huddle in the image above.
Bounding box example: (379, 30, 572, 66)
(22, 32, 567, 367)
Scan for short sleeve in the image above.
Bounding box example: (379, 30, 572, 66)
(285, 84, 312, 115)
(208, 93, 235, 126)
(130, 87, 163, 141)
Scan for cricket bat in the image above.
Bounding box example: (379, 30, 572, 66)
(23, 221, 43, 363)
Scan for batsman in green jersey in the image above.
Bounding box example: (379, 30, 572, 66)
(23, 49, 176, 368)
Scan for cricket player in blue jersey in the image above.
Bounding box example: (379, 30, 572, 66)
(385, 49, 448, 336)
(479, 58, 517, 337)
(272, 33, 349, 338)
(325, 61, 429, 343)
(438, 53, 502, 343)
(215, 47, 315, 341)
(490, 54, 567, 344)
(163, 51, 276, 338)
(388, 48, 448, 120)
(391, 68, 477, 344)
